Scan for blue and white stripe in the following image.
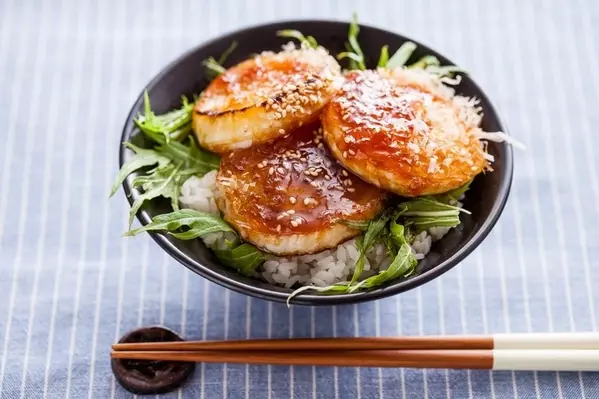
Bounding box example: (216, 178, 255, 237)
(1, 0, 599, 398)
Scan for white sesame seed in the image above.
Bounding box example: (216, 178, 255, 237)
(318, 143, 324, 149)
(276, 224, 281, 232)
(290, 220, 299, 227)
(310, 181, 318, 187)
(289, 197, 296, 204)
(279, 129, 285, 134)
(277, 167, 285, 174)
(343, 151, 348, 158)
(324, 175, 331, 180)
(347, 188, 356, 192)
(269, 167, 274, 175)
(342, 170, 349, 177)
(348, 149, 356, 155)
(288, 209, 295, 214)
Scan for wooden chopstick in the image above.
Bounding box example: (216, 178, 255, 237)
(110, 349, 599, 371)
(112, 336, 492, 352)
(112, 332, 599, 352)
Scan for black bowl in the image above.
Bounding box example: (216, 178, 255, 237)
(119, 19, 513, 306)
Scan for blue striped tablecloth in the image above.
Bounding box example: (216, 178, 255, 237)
(1, 0, 598, 397)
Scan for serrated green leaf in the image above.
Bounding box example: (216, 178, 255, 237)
(110, 143, 170, 197)
(155, 137, 220, 172)
(135, 91, 195, 144)
(128, 163, 181, 227)
(354, 243, 417, 290)
(230, 244, 265, 276)
(125, 208, 233, 237)
(348, 210, 390, 285)
(212, 238, 265, 276)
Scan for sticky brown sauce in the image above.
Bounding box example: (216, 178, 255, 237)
(218, 122, 385, 235)
(324, 70, 486, 193)
(199, 55, 323, 112)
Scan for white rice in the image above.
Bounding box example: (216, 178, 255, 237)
(180, 173, 458, 288)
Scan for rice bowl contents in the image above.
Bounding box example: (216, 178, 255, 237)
(179, 169, 454, 288)
(214, 122, 385, 256)
(113, 15, 521, 298)
(321, 68, 489, 197)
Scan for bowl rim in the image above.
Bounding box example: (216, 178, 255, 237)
(119, 18, 514, 306)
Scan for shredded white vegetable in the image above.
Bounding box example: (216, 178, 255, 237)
(482, 152, 495, 162)
(440, 75, 462, 86)
(476, 131, 526, 150)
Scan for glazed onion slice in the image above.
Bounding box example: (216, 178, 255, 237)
(321, 68, 489, 197)
(193, 46, 342, 154)
(215, 122, 386, 256)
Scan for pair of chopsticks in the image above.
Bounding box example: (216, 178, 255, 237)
(111, 333, 599, 371)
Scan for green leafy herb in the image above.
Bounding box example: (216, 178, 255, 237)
(337, 13, 366, 70)
(125, 209, 265, 276)
(286, 215, 417, 305)
(349, 241, 417, 293)
(341, 219, 370, 231)
(110, 143, 171, 197)
(377, 45, 389, 67)
(287, 192, 474, 302)
(228, 243, 266, 276)
(134, 91, 194, 144)
(203, 41, 238, 80)
(111, 93, 220, 226)
(399, 197, 469, 231)
(348, 211, 391, 285)
(124, 209, 233, 237)
(155, 137, 220, 173)
(128, 162, 182, 226)
(276, 30, 318, 48)
(408, 55, 441, 70)
(386, 41, 417, 69)
(407, 55, 466, 78)
(434, 180, 472, 204)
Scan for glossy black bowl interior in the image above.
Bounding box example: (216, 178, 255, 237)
(120, 20, 513, 306)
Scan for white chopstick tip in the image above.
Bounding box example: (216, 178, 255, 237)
(493, 332, 599, 350)
(492, 349, 599, 372)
